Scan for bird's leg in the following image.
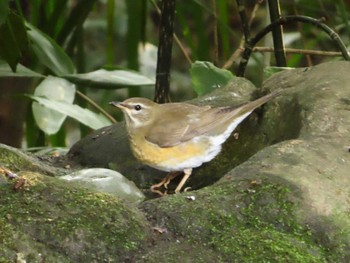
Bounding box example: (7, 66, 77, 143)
(150, 188, 167, 196)
(150, 172, 181, 194)
(163, 171, 182, 189)
(174, 168, 193, 193)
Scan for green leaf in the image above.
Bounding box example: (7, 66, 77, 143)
(56, 0, 97, 44)
(26, 22, 75, 76)
(45, 1, 69, 37)
(190, 61, 235, 96)
(0, 60, 44, 77)
(125, 0, 146, 70)
(217, 1, 230, 59)
(32, 76, 76, 135)
(0, 12, 28, 72)
(62, 69, 155, 89)
(28, 97, 111, 132)
(0, 0, 9, 26)
(106, 0, 115, 65)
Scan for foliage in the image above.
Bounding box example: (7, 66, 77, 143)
(0, 12, 27, 71)
(0, 1, 154, 147)
(0, 0, 348, 148)
(190, 61, 234, 96)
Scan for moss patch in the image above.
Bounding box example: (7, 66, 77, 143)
(0, 172, 150, 262)
(0, 144, 58, 176)
(142, 177, 333, 262)
(210, 227, 323, 262)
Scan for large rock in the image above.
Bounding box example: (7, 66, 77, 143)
(141, 61, 350, 262)
(0, 61, 350, 262)
(67, 77, 286, 191)
(0, 171, 150, 262)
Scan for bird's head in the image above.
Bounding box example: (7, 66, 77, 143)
(110, 97, 158, 130)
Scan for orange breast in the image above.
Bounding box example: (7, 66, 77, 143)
(129, 134, 209, 171)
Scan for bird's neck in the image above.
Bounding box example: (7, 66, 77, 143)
(126, 125, 146, 141)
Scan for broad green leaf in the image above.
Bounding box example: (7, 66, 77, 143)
(190, 61, 235, 96)
(0, 12, 28, 72)
(0, 1, 9, 26)
(28, 96, 111, 131)
(0, 60, 44, 77)
(32, 76, 76, 134)
(26, 22, 75, 76)
(62, 69, 155, 89)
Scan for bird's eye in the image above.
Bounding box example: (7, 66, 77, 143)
(134, 104, 142, 111)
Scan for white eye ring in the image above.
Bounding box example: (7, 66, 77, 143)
(134, 104, 142, 111)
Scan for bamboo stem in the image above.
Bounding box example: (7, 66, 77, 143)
(267, 0, 287, 66)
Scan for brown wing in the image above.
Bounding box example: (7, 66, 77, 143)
(145, 91, 279, 147)
(182, 91, 279, 139)
(144, 103, 211, 147)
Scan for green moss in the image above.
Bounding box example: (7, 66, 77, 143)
(199, 182, 323, 262)
(141, 241, 225, 263)
(143, 177, 333, 262)
(0, 172, 150, 262)
(207, 181, 327, 261)
(210, 227, 324, 262)
(0, 144, 57, 175)
(0, 218, 16, 259)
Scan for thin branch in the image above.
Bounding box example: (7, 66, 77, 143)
(237, 15, 350, 76)
(150, 0, 192, 65)
(236, 0, 251, 42)
(223, 2, 261, 69)
(223, 48, 244, 69)
(224, 46, 342, 70)
(173, 35, 192, 65)
(253, 46, 343, 56)
(75, 90, 117, 124)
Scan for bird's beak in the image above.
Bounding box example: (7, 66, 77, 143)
(109, 101, 125, 109)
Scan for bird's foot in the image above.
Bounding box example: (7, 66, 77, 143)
(151, 169, 193, 195)
(150, 188, 167, 196)
(150, 171, 182, 195)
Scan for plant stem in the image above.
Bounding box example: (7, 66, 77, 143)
(267, 0, 287, 67)
(237, 15, 350, 76)
(76, 90, 117, 124)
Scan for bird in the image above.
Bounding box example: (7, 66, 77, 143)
(110, 91, 279, 195)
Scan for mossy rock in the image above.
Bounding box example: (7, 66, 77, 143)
(0, 171, 150, 262)
(0, 144, 58, 176)
(1, 61, 350, 262)
(141, 177, 326, 262)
